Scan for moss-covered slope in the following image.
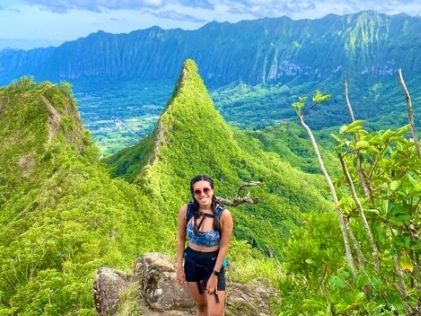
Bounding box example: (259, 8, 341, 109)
(0, 78, 166, 315)
(106, 60, 332, 257)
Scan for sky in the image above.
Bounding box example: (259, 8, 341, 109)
(0, 0, 420, 48)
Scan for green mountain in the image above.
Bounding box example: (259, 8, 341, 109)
(0, 78, 166, 314)
(1, 12, 419, 87)
(1, 11, 420, 155)
(106, 59, 332, 256)
(0, 61, 335, 314)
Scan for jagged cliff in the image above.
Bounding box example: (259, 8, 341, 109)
(0, 11, 419, 87)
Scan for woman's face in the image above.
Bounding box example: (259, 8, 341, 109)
(192, 180, 214, 209)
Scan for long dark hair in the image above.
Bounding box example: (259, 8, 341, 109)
(190, 175, 222, 232)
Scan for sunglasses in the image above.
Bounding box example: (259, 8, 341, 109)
(193, 187, 212, 196)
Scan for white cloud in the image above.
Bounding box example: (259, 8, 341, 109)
(0, 0, 419, 45)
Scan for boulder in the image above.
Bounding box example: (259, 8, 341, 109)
(94, 267, 131, 315)
(133, 253, 195, 311)
(94, 253, 278, 315)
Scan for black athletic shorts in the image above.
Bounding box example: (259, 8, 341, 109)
(184, 247, 226, 291)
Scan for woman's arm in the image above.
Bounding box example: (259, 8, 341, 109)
(176, 204, 188, 285)
(206, 209, 233, 293)
(213, 209, 234, 273)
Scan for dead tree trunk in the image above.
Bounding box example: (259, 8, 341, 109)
(398, 69, 421, 157)
(339, 154, 380, 272)
(343, 78, 373, 201)
(298, 114, 357, 277)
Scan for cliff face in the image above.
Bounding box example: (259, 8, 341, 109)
(0, 12, 420, 87)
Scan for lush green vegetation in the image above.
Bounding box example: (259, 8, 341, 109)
(1, 59, 419, 315)
(106, 60, 332, 258)
(72, 79, 173, 156)
(278, 92, 420, 314)
(0, 78, 167, 314)
(0, 63, 331, 314)
(69, 73, 421, 157)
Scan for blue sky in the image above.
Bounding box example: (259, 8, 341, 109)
(0, 0, 420, 47)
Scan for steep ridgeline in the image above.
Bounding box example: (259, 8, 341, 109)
(0, 11, 419, 86)
(105, 60, 332, 257)
(0, 79, 166, 314)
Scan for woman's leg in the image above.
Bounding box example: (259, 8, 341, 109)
(186, 281, 208, 316)
(206, 290, 225, 316)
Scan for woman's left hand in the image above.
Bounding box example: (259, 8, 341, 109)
(206, 275, 218, 294)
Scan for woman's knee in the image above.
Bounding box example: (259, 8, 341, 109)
(208, 311, 223, 316)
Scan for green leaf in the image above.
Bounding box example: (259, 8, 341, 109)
(389, 210, 411, 225)
(355, 140, 369, 149)
(396, 124, 411, 136)
(366, 209, 380, 216)
(390, 180, 401, 191)
(329, 275, 346, 290)
(406, 174, 421, 191)
(330, 133, 343, 143)
(339, 120, 365, 134)
(393, 234, 411, 249)
(339, 124, 348, 134)
(312, 90, 331, 104)
(305, 258, 316, 265)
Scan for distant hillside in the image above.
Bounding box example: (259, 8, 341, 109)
(1, 11, 420, 87)
(1, 11, 419, 153)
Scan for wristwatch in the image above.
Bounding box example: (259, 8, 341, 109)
(212, 270, 220, 276)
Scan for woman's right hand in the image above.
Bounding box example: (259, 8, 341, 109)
(176, 267, 186, 285)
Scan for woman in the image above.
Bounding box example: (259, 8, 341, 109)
(176, 175, 233, 316)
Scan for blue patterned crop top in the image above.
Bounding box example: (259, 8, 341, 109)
(186, 219, 220, 247)
(186, 204, 224, 248)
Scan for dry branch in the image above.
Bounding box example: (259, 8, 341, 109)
(217, 181, 263, 206)
(398, 68, 421, 157)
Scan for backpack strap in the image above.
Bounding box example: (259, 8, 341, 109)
(185, 203, 195, 225)
(214, 204, 225, 220)
(185, 203, 225, 231)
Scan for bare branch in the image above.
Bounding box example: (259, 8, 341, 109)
(343, 77, 373, 201)
(343, 77, 356, 121)
(339, 154, 379, 272)
(236, 181, 263, 197)
(217, 193, 258, 206)
(298, 114, 357, 277)
(216, 181, 262, 206)
(398, 68, 421, 157)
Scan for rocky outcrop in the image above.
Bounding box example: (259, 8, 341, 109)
(94, 268, 131, 315)
(133, 253, 195, 312)
(94, 253, 279, 316)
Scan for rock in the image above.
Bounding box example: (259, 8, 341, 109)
(94, 267, 131, 315)
(134, 253, 195, 312)
(225, 279, 276, 316)
(94, 253, 279, 315)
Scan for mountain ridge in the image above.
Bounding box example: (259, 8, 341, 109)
(1, 11, 419, 87)
(106, 59, 333, 258)
(0, 60, 335, 313)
